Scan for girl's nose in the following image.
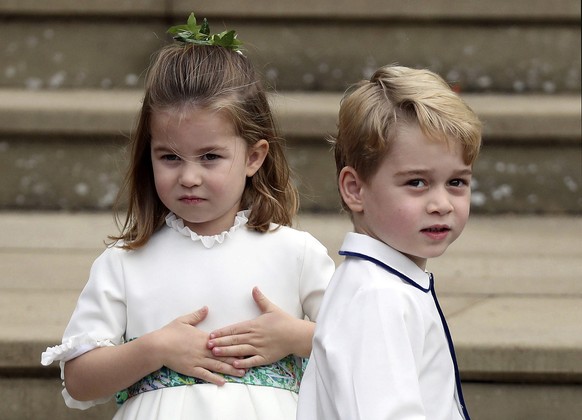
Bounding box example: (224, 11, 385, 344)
(179, 162, 202, 187)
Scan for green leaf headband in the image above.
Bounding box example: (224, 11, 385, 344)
(167, 13, 243, 52)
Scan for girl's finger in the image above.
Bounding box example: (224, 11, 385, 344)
(232, 355, 265, 369)
(211, 343, 256, 358)
(209, 322, 251, 339)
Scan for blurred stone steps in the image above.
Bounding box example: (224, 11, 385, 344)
(0, 0, 579, 92)
(0, 89, 580, 213)
(1, 212, 582, 420)
(1, 0, 580, 213)
(0, 2, 581, 419)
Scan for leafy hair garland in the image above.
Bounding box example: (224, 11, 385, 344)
(167, 13, 243, 52)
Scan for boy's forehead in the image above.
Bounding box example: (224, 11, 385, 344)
(385, 126, 467, 163)
(394, 122, 472, 159)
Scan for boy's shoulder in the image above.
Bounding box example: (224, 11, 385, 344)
(335, 255, 419, 295)
(319, 254, 430, 332)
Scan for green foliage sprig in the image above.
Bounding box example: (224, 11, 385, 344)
(167, 13, 243, 52)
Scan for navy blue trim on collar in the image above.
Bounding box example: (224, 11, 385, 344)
(430, 283, 471, 420)
(339, 250, 431, 293)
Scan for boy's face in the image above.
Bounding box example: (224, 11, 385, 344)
(346, 123, 472, 269)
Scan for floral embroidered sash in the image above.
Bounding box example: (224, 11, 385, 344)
(116, 354, 306, 405)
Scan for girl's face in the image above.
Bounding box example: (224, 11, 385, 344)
(150, 107, 267, 236)
(343, 123, 472, 270)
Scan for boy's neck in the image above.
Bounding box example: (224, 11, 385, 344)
(351, 227, 428, 271)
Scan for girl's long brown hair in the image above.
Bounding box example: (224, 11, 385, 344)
(110, 44, 298, 249)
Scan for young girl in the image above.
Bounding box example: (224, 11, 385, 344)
(41, 14, 334, 420)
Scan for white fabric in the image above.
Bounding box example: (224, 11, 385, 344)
(41, 211, 335, 420)
(297, 232, 465, 420)
(165, 210, 249, 249)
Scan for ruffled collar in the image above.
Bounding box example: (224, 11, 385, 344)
(165, 210, 249, 249)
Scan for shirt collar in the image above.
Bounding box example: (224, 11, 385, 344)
(339, 232, 432, 292)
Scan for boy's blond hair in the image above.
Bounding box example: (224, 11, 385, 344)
(332, 65, 482, 212)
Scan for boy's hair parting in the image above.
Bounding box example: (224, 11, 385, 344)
(331, 64, 482, 211)
(110, 43, 298, 249)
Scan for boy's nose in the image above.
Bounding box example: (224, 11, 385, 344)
(426, 189, 454, 215)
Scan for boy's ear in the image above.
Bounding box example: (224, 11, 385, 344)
(338, 166, 364, 213)
(246, 139, 269, 177)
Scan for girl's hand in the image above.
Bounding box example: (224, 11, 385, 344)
(207, 287, 315, 369)
(154, 307, 246, 385)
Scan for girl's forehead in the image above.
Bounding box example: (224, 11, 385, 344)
(154, 105, 230, 124)
(150, 108, 246, 154)
(152, 107, 237, 136)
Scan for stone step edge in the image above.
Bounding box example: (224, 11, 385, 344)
(1, 0, 579, 21)
(0, 89, 580, 142)
(1, 338, 581, 384)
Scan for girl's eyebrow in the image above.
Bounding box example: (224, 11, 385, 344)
(197, 146, 225, 154)
(151, 143, 226, 159)
(151, 144, 178, 155)
(151, 144, 173, 152)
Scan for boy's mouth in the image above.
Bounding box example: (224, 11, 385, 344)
(421, 225, 451, 240)
(422, 225, 450, 233)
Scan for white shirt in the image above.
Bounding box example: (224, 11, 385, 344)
(297, 232, 468, 420)
(41, 212, 335, 420)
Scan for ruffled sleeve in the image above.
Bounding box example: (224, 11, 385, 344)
(41, 333, 114, 366)
(40, 245, 127, 409)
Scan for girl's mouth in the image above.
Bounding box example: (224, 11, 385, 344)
(180, 196, 204, 204)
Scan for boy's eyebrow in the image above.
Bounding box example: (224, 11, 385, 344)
(453, 168, 473, 176)
(394, 168, 473, 177)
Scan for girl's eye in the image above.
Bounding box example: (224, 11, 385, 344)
(162, 154, 180, 161)
(201, 153, 220, 161)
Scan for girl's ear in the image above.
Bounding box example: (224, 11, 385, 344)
(339, 166, 364, 213)
(246, 139, 269, 177)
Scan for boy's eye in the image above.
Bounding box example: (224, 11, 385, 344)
(408, 179, 427, 188)
(449, 178, 468, 187)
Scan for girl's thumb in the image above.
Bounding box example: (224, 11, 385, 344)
(252, 287, 271, 313)
(187, 306, 209, 326)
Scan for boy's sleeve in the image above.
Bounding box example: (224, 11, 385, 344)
(310, 276, 427, 419)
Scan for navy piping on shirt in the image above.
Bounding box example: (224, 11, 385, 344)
(339, 250, 471, 420)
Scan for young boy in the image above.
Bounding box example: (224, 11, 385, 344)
(297, 65, 482, 420)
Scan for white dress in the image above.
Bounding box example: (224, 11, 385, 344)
(297, 232, 468, 420)
(41, 211, 335, 420)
